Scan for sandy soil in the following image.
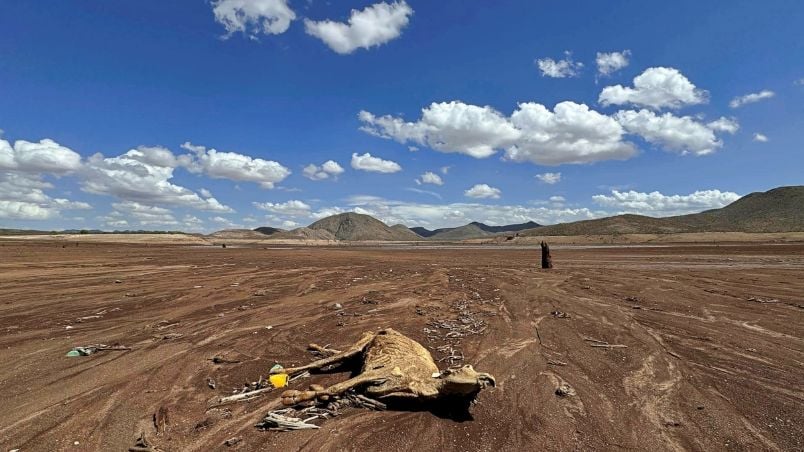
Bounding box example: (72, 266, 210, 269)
(0, 241, 802, 451)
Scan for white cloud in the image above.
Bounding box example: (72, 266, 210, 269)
(615, 109, 722, 155)
(599, 67, 708, 110)
(212, 0, 296, 38)
(199, 188, 213, 198)
(405, 187, 442, 199)
(281, 220, 299, 228)
(440, 166, 450, 174)
(311, 206, 346, 219)
(360, 101, 636, 165)
(795, 78, 804, 86)
(304, 1, 413, 54)
(82, 148, 232, 212)
(729, 90, 775, 108)
(0, 138, 82, 174)
(536, 172, 561, 184)
(302, 160, 344, 180)
(253, 199, 312, 216)
(464, 184, 501, 199)
(753, 133, 769, 142)
(0, 171, 90, 221)
(344, 196, 604, 229)
(111, 201, 179, 226)
(592, 189, 741, 216)
(549, 195, 566, 203)
(506, 102, 636, 164)
(536, 51, 583, 78)
(706, 117, 740, 134)
(350, 152, 402, 173)
(408, 146, 419, 152)
(181, 142, 290, 189)
(360, 102, 518, 159)
(416, 171, 443, 186)
(596, 50, 631, 76)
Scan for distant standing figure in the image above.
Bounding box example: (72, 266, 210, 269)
(540, 241, 553, 269)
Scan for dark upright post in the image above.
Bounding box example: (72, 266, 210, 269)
(540, 241, 553, 269)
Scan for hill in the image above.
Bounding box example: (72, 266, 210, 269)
(308, 212, 421, 241)
(521, 186, 804, 236)
(254, 226, 284, 236)
(270, 227, 336, 241)
(413, 220, 542, 240)
(207, 229, 268, 240)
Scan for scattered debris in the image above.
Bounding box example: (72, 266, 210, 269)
(555, 383, 576, 397)
(214, 372, 310, 405)
(625, 296, 641, 302)
(257, 411, 321, 431)
(224, 437, 242, 447)
(207, 377, 216, 389)
(157, 333, 184, 341)
(584, 337, 628, 349)
(747, 296, 780, 304)
(333, 303, 343, 310)
(547, 360, 568, 366)
(210, 356, 241, 364)
(550, 310, 569, 318)
(66, 344, 131, 357)
(115, 279, 123, 284)
(128, 432, 152, 452)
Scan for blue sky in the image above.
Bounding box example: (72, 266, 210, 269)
(1, 0, 802, 231)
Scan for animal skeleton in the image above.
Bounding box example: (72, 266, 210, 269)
(271, 328, 495, 407)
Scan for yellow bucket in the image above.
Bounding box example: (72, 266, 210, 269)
(269, 373, 289, 388)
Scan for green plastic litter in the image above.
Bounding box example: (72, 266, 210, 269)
(66, 350, 81, 357)
(269, 363, 284, 373)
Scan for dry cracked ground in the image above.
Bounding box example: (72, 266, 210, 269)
(0, 241, 802, 451)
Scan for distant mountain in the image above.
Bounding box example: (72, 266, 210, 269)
(271, 227, 336, 241)
(207, 229, 268, 240)
(520, 186, 804, 236)
(308, 212, 421, 241)
(254, 226, 284, 235)
(413, 220, 542, 240)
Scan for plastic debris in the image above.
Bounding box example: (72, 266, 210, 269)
(269, 364, 288, 388)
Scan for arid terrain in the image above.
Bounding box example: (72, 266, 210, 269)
(1, 240, 802, 451)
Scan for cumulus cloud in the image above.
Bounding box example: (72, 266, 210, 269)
(729, 90, 775, 109)
(0, 138, 82, 174)
(302, 160, 344, 180)
(253, 199, 312, 216)
(416, 171, 443, 186)
(599, 67, 708, 110)
(82, 148, 232, 212)
(536, 51, 583, 78)
(592, 189, 741, 216)
(304, 1, 413, 54)
(0, 138, 89, 220)
(596, 50, 631, 76)
(536, 172, 561, 184)
(614, 109, 723, 155)
(753, 133, 769, 142)
(706, 117, 740, 134)
(111, 201, 178, 226)
(350, 152, 402, 173)
(360, 101, 636, 165)
(212, 0, 296, 38)
(464, 184, 501, 199)
(181, 142, 290, 189)
(549, 195, 566, 203)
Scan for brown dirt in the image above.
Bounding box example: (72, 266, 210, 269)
(0, 241, 802, 451)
